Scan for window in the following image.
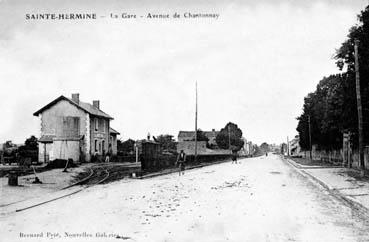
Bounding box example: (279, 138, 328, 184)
(98, 119, 104, 132)
(95, 140, 98, 152)
(102, 140, 105, 154)
(95, 118, 98, 131)
(62, 116, 80, 137)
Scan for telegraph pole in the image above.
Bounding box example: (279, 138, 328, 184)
(354, 39, 365, 176)
(308, 115, 312, 160)
(194, 81, 198, 163)
(228, 125, 231, 153)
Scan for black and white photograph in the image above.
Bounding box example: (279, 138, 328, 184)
(1, 0, 369, 241)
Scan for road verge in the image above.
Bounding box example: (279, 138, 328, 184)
(282, 156, 369, 218)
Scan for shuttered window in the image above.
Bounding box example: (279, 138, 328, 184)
(99, 119, 104, 132)
(62, 116, 80, 137)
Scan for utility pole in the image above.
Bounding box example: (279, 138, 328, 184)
(287, 136, 289, 156)
(194, 81, 198, 163)
(308, 115, 312, 160)
(228, 125, 231, 153)
(135, 141, 139, 164)
(354, 39, 365, 176)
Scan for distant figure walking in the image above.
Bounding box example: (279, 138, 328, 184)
(232, 151, 238, 164)
(176, 150, 186, 176)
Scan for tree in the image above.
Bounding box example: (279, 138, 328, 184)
(4, 140, 15, 148)
(24, 135, 38, 149)
(296, 74, 351, 150)
(253, 144, 262, 156)
(17, 136, 38, 162)
(156, 134, 177, 152)
(216, 122, 244, 151)
(260, 142, 269, 153)
(117, 139, 135, 155)
(296, 5, 369, 151)
(194, 129, 209, 142)
(334, 5, 369, 146)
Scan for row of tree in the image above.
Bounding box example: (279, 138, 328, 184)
(296, 5, 369, 150)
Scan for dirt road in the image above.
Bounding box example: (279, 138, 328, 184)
(1, 154, 369, 242)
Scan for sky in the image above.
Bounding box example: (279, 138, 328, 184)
(0, 0, 368, 145)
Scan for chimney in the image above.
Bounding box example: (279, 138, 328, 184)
(71, 93, 80, 104)
(93, 100, 100, 109)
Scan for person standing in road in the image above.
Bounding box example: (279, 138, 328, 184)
(176, 150, 186, 176)
(105, 144, 113, 163)
(232, 150, 238, 164)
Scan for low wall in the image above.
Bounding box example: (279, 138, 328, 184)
(350, 150, 369, 169)
(141, 154, 232, 171)
(141, 154, 177, 171)
(299, 147, 369, 169)
(185, 154, 232, 163)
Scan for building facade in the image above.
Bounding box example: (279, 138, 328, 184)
(177, 141, 208, 155)
(178, 129, 219, 146)
(289, 135, 301, 156)
(240, 139, 254, 156)
(33, 94, 119, 162)
(109, 127, 120, 155)
(177, 130, 231, 155)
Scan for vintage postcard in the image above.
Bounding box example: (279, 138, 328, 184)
(1, 0, 369, 241)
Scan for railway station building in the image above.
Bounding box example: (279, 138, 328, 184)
(33, 93, 119, 163)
